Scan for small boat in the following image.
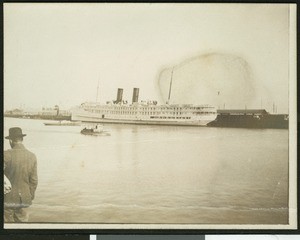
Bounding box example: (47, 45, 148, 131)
(80, 124, 111, 136)
(44, 120, 81, 126)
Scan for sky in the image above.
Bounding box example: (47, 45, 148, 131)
(4, 3, 294, 113)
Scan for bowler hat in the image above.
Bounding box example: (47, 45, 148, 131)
(5, 127, 27, 139)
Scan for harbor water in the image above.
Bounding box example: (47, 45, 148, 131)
(3, 117, 289, 224)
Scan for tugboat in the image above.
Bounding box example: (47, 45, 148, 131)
(80, 124, 111, 136)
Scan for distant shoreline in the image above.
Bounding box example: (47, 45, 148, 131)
(4, 114, 71, 121)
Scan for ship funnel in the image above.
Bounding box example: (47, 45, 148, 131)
(116, 88, 123, 103)
(132, 88, 139, 103)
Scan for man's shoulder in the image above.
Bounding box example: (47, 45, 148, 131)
(25, 148, 37, 160)
(5, 147, 37, 160)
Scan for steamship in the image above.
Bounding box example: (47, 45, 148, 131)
(71, 87, 217, 126)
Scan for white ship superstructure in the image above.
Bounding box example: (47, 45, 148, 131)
(71, 88, 217, 126)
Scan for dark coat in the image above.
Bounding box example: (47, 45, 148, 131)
(4, 143, 38, 208)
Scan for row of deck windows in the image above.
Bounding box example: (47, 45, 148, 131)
(86, 106, 212, 111)
(90, 109, 213, 115)
(150, 116, 191, 119)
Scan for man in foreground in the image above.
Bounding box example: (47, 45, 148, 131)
(4, 127, 38, 222)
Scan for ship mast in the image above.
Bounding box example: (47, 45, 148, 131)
(167, 67, 174, 104)
(96, 79, 100, 102)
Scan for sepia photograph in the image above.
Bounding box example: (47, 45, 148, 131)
(3, 3, 297, 230)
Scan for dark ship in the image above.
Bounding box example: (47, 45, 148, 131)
(207, 109, 288, 129)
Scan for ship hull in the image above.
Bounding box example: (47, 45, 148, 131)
(44, 122, 80, 126)
(207, 114, 288, 129)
